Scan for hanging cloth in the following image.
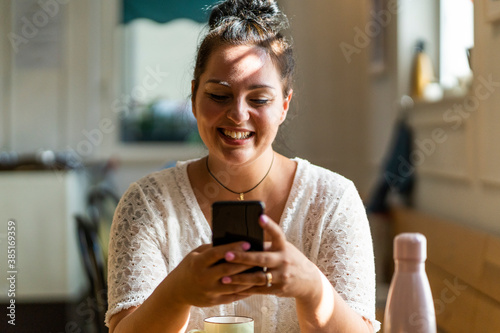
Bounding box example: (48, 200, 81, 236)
(366, 119, 415, 213)
(122, 0, 217, 24)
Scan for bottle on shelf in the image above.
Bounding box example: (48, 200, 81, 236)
(410, 40, 436, 100)
(383, 233, 437, 333)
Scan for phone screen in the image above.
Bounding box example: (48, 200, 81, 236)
(212, 201, 265, 272)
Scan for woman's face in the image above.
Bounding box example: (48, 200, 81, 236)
(192, 44, 292, 166)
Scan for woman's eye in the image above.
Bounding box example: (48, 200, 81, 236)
(208, 94, 229, 102)
(251, 99, 269, 105)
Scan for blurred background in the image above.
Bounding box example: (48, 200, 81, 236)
(1, 0, 499, 332)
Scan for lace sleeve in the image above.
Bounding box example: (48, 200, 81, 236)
(105, 182, 168, 326)
(316, 181, 381, 332)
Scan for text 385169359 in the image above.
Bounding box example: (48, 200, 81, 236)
(6, 220, 17, 326)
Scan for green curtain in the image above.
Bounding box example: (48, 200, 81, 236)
(123, 0, 217, 24)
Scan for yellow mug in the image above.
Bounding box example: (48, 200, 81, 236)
(188, 316, 254, 333)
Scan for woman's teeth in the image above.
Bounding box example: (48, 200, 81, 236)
(223, 129, 252, 139)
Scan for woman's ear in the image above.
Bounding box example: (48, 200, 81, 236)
(280, 89, 293, 123)
(191, 80, 197, 118)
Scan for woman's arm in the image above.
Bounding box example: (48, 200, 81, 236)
(296, 180, 378, 332)
(294, 267, 374, 332)
(108, 278, 191, 333)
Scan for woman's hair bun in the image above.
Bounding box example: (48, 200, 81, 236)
(208, 0, 288, 33)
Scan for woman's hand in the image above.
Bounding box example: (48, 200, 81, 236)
(221, 215, 374, 332)
(110, 241, 259, 333)
(220, 215, 323, 302)
(162, 241, 257, 308)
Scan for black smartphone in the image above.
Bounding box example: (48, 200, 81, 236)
(212, 201, 265, 272)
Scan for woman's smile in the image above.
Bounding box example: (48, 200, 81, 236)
(218, 128, 255, 145)
(220, 129, 253, 140)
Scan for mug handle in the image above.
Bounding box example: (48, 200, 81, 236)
(188, 330, 205, 333)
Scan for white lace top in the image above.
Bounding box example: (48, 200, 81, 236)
(106, 158, 380, 332)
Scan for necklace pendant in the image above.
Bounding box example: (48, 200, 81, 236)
(239, 193, 244, 201)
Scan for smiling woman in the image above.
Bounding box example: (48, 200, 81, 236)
(106, 1, 379, 332)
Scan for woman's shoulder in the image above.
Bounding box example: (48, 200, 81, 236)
(293, 157, 355, 192)
(133, 158, 198, 188)
(283, 157, 359, 216)
(119, 159, 199, 203)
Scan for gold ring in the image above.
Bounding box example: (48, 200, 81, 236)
(265, 271, 273, 287)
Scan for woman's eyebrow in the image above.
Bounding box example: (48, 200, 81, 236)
(205, 79, 275, 91)
(248, 84, 275, 90)
(205, 79, 230, 87)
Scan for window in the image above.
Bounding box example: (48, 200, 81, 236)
(440, 0, 474, 90)
(120, 19, 205, 143)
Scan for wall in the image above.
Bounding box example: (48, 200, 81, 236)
(0, 0, 11, 147)
(366, 0, 439, 182)
(281, 0, 372, 193)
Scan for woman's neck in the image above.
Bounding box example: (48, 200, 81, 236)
(205, 150, 276, 196)
(187, 152, 297, 224)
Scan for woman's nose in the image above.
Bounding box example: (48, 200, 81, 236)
(226, 99, 250, 124)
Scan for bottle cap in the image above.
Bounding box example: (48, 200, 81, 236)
(416, 40, 425, 52)
(394, 233, 427, 261)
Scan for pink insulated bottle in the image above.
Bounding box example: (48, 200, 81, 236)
(383, 233, 437, 333)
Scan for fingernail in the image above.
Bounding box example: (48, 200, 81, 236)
(221, 276, 232, 284)
(242, 242, 251, 251)
(225, 251, 235, 261)
(260, 215, 269, 225)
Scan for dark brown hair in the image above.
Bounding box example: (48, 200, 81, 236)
(192, 0, 294, 98)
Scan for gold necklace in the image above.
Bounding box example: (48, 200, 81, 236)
(206, 153, 275, 201)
